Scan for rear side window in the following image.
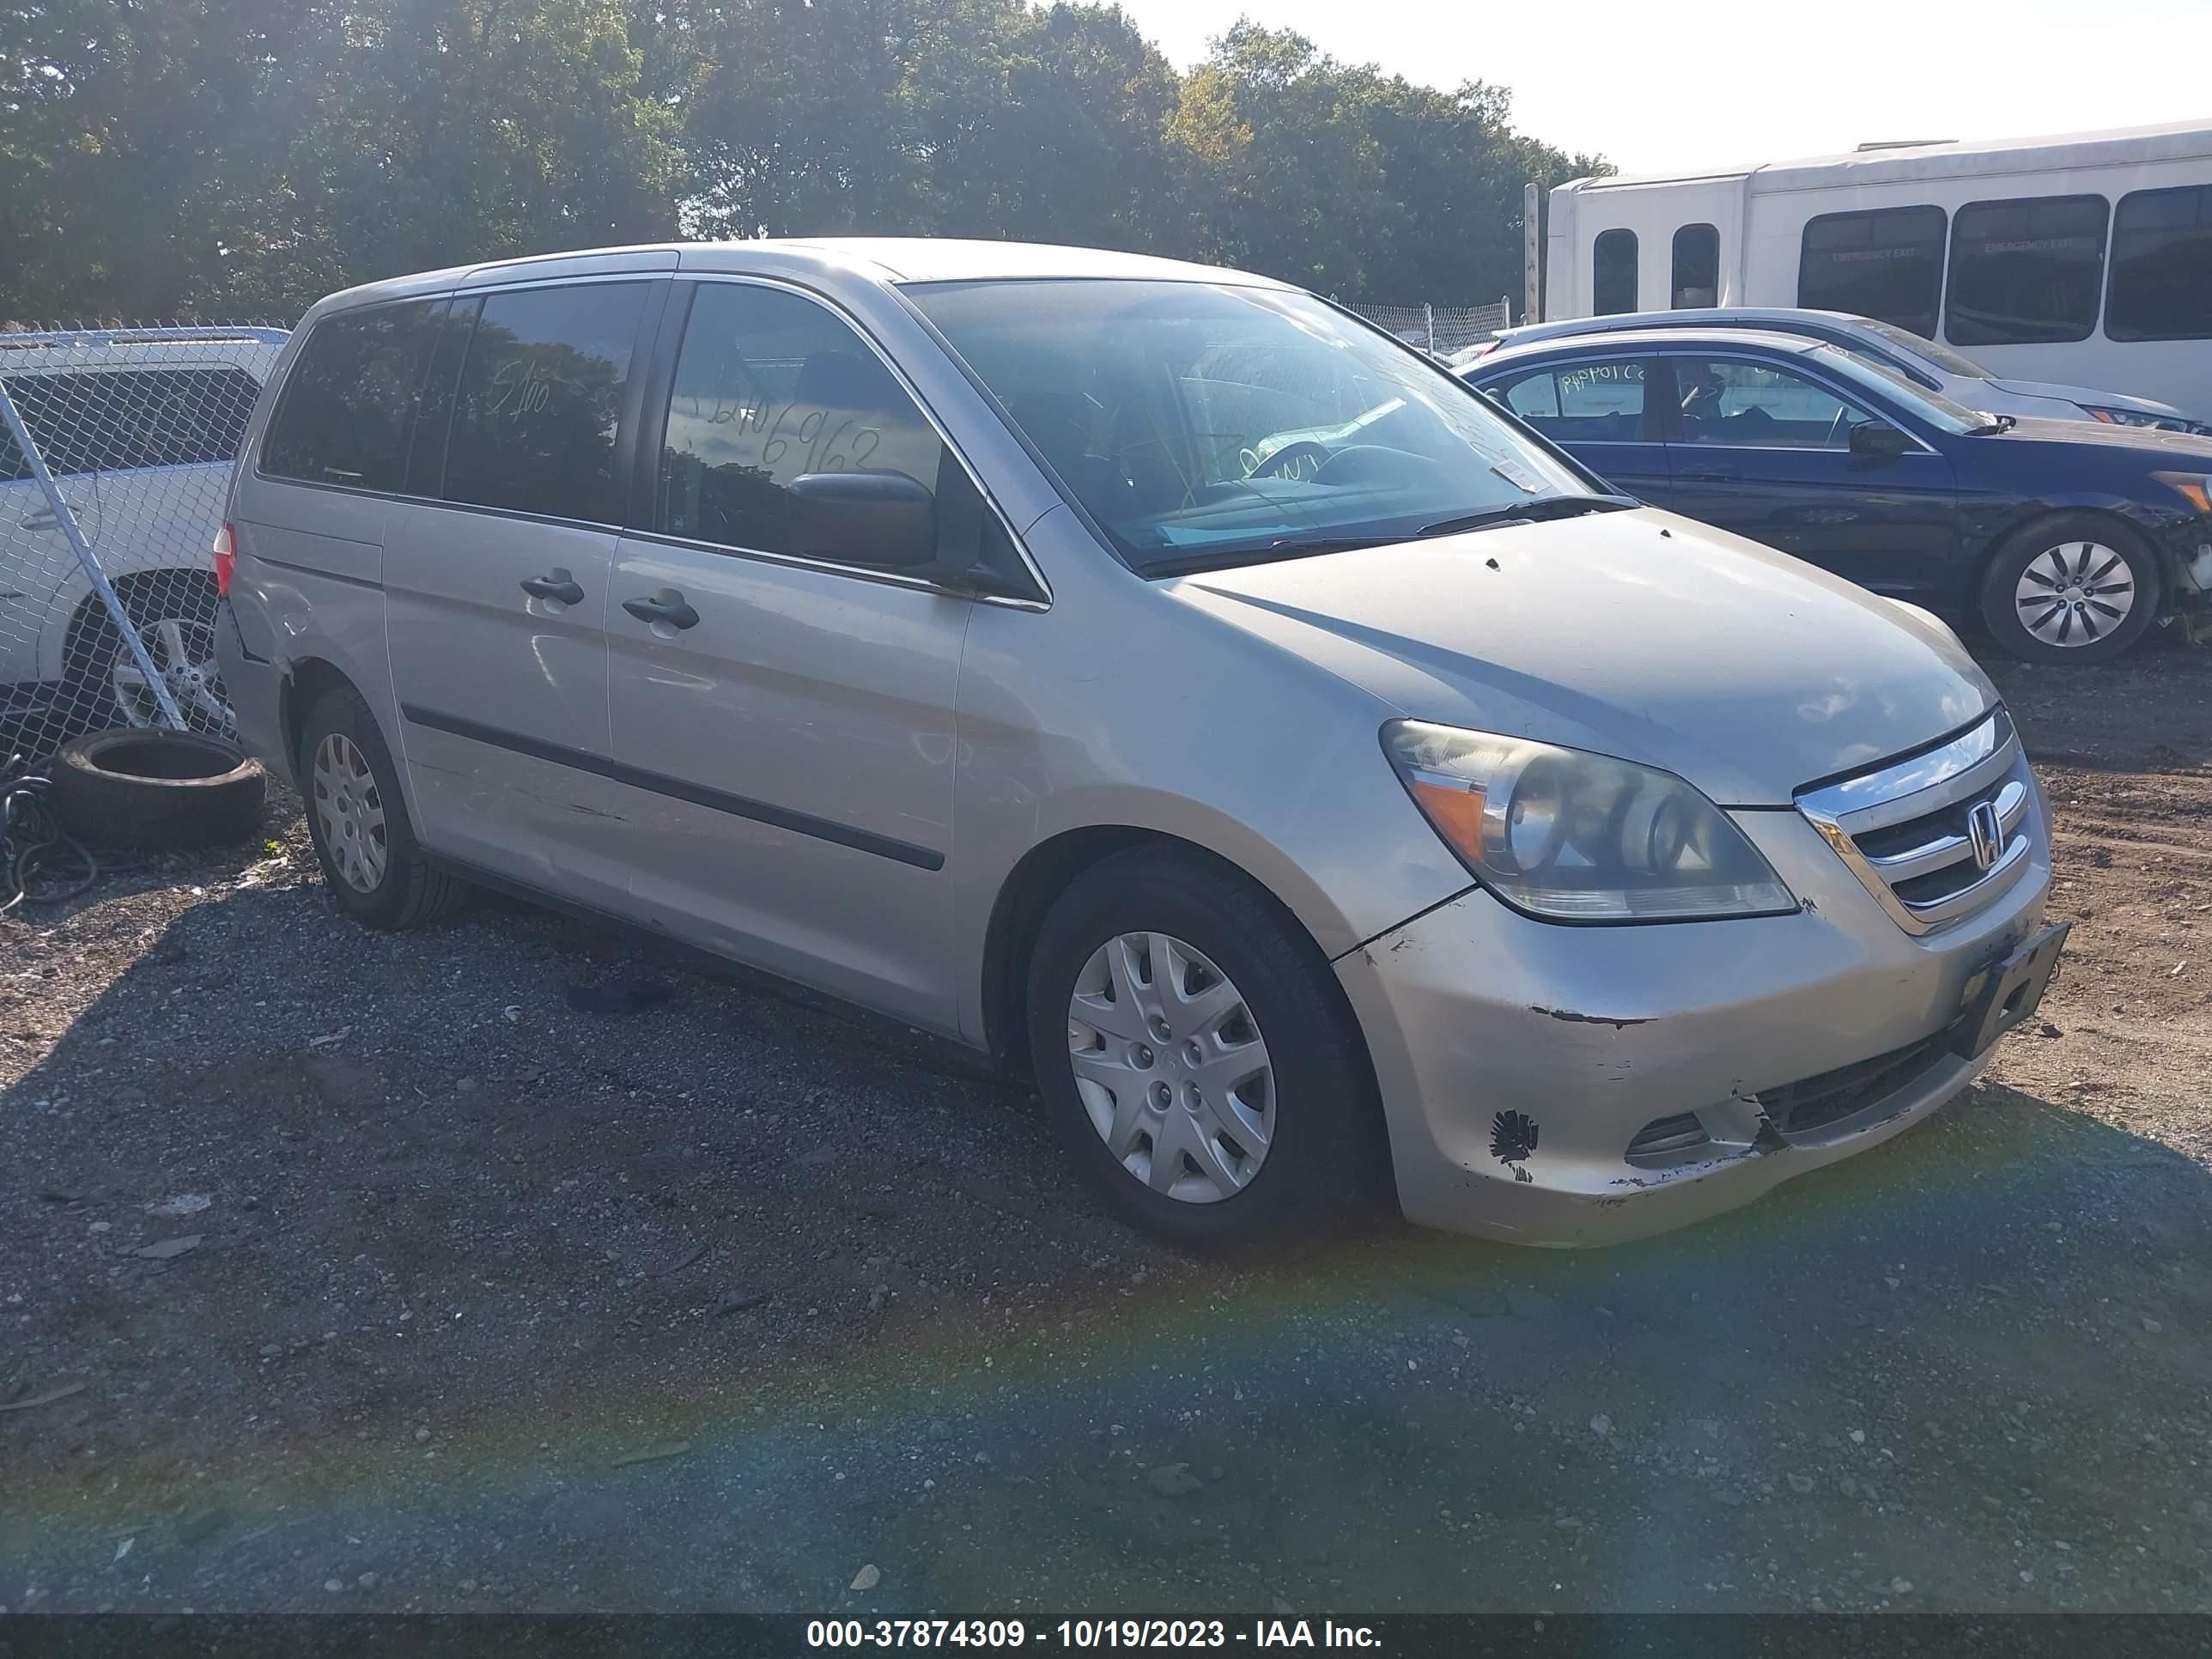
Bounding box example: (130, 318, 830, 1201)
(2107, 185, 2212, 342)
(1671, 224, 1719, 307)
(440, 283, 648, 523)
(1489, 359, 1648, 442)
(263, 302, 445, 490)
(1592, 229, 1638, 315)
(1944, 195, 2107, 346)
(1797, 206, 1948, 337)
(658, 282, 946, 563)
(3, 366, 260, 480)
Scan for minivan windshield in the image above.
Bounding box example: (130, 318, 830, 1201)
(906, 279, 1599, 572)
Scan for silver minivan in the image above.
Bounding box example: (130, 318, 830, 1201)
(215, 240, 2066, 1251)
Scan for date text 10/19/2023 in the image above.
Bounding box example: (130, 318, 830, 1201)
(806, 1621, 1383, 1649)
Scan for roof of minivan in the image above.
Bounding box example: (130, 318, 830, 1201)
(713, 238, 1282, 286)
(1559, 117, 2212, 194)
(305, 238, 1285, 317)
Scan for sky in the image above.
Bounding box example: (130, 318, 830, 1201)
(1114, 0, 2212, 177)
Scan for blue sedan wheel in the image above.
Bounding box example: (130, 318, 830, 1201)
(1981, 514, 2160, 664)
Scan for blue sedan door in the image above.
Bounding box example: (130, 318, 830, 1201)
(1478, 353, 1668, 501)
(1656, 352, 1959, 602)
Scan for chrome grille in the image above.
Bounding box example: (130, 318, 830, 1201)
(1796, 709, 2039, 935)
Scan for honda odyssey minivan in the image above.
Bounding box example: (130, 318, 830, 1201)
(215, 239, 2065, 1251)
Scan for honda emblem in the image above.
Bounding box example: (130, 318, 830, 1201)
(1966, 800, 2004, 872)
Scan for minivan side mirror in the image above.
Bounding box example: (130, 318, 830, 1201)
(787, 471, 937, 568)
(1849, 422, 1911, 459)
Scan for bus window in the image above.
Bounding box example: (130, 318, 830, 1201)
(2107, 185, 2212, 342)
(1944, 195, 2108, 346)
(1593, 229, 1638, 315)
(1671, 224, 1719, 307)
(1797, 206, 1947, 337)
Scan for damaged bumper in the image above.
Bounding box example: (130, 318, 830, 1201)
(1337, 806, 2052, 1247)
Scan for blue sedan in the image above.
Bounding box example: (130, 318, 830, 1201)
(1464, 327, 2212, 662)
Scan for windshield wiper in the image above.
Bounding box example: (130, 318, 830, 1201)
(1416, 493, 1639, 538)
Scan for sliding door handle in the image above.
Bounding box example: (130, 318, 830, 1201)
(623, 592, 700, 630)
(520, 574, 585, 605)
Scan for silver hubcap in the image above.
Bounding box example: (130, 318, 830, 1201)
(1066, 932, 1274, 1204)
(2015, 542, 2135, 647)
(112, 617, 234, 732)
(312, 733, 388, 894)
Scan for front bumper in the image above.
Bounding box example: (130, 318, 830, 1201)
(1338, 804, 2052, 1247)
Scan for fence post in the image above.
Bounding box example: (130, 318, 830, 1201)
(0, 380, 186, 731)
(1523, 181, 1541, 324)
(1425, 304, 1436, 355)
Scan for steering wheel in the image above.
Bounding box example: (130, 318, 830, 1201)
(1244, 440, 1332, 481)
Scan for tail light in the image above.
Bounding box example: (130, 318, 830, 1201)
(213, 521, 235, 596)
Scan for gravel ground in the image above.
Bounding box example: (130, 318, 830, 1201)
(3, 645, 2209, 1614)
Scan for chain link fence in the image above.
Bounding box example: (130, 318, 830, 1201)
(1349, 299, 1514, 357)
(0, 325, 287, 762)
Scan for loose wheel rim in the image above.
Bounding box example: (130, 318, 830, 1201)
(2014, 542, 2135, 647)
(1065, 931, 1274, 1204)
(312, 732, 388, 893)
(110, 617, 234, 732)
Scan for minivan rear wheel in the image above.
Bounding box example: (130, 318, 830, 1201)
(1978, 514, 2160, 663)
(297, 685, 467, 929)
(1025, 847, 1384, 1253)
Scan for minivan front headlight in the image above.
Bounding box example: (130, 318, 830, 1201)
(1382, 720, 1796, 922)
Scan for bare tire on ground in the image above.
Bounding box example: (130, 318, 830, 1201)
(52, 729, 265, 849)
(297, 685, 468, 929)
(1978, 514, 2161, 664)
(1025, 845, 1386, 1254)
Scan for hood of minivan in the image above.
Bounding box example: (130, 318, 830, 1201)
(1169, 507, 1997, 808)
(1986, 376, 2195, 422)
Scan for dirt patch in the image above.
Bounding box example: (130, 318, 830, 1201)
(3, 647, 2209, 1613)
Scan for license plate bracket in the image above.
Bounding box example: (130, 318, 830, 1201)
(1951, 921, 2070, 1060)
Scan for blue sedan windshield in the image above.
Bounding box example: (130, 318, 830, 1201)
(906, 279, 1595, 570)
(1809, 343, 1984, 434)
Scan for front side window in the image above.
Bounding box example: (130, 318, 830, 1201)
(1671, 356, 1878, 449)
(1592, 229, 1638, 315)
(905, 278, 1591, 573)
(440, 283, 647, 523)
(1798, 206, 1948, 337)
(1944, 194, 2108, 346)
(1492, 358, 1648, 442)
(659, 283, 946, 561)
(1671, 224, 1719, 308)
(263, 301, 446, 491)
(2107, 185, 2212, 342)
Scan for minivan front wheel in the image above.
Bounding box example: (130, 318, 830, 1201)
(297, 686, 467, 929)
(1026, 847, 1383, 1253)
(1979, 514, 2160, 663)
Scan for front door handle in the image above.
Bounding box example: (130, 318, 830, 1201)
(1678, 468, 1737, 483)
(520, 574, 585, 605)
(623, 592, 700, 630)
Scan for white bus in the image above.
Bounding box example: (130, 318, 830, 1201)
(1543, 120, 2212, 416)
